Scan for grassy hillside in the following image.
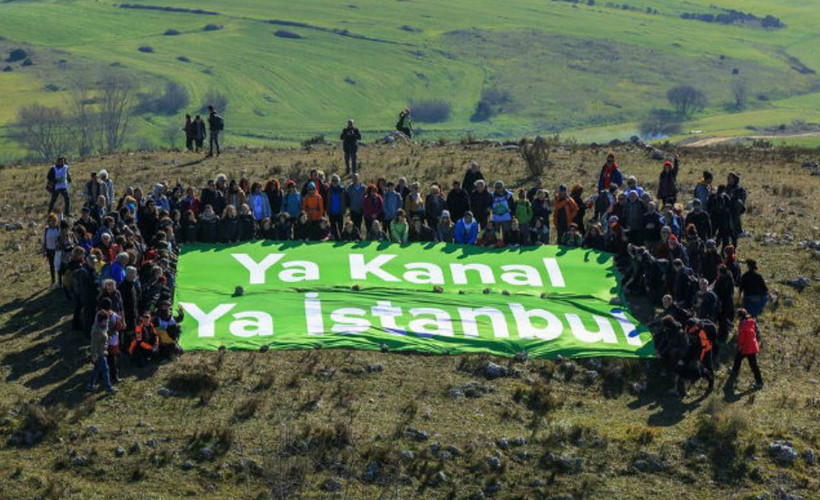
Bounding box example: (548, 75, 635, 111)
(1, 0, 820, 160)
(0, 144, 819, 498)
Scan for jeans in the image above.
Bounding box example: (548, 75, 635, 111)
(344, 148, 358, 175)
(743, 295, 768, 318)
(48, 189, 70, 215)
(89, 356, 114, 391)
(209, 130, 221, 155)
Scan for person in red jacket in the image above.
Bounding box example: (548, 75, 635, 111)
(729, 309, 764, 389)
(363, 184, 384, 232)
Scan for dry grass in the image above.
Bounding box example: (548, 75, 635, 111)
(0, 143, 819, 498)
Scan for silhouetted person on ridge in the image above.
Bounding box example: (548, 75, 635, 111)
(340, 119, 362, 175)
(207, 105, 224, 157)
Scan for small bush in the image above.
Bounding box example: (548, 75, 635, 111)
(203, 24, 222, 32)
(8, 403, 62, 446)
(138, 46, 154, 53)
(188, 422, 234, 457)
(254, 370, 276, 391)
(6, 48, 28, 62)
(519, 134, 557, 179)
(177, 56, 190, 63)
(164, 29, 181, 36)
(21, 58, 33, 67)
(410, 99, 451, 123)
(470, 87, 512, 122)
(274, 30, 302, 39)
(200, 89, 229, 113)
(137, 82, 190, 115)
(639, 108, 682, 137)
(166, 363, 219, 401)
(301, 134, 325, 149)
(233, 397, 263, 421)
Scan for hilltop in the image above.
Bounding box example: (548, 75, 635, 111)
(2, 0, 820, 162)
(0, 143, 818, 498)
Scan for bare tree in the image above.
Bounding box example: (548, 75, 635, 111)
(666, 85, 708, 117)
(12, 104, 73, 161)
(731, 79, 748, 111)
(98, 71, 136, 152)
(68, 76, 101, 156)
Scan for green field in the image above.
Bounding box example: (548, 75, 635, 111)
(1, 0, 820, 156)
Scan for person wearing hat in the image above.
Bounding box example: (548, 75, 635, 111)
(454, 211, 478, 245)
(700, 239, 723, 283)
(597, 152, 623, 192)
(624, 175, 644, 199)
(489, 180, 515, 234)
(657, 157, 679, 206)
(340, 119, 362, 175)
(281, 180, 302, 220)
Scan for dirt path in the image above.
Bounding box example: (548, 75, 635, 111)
(685, 132, 820, 147)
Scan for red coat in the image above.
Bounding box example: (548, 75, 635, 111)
(737, 319, 759, 355)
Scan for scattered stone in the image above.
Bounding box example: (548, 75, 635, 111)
(486, 456, 502, 469)
(146, 438, 158, 448)
(407, 427, 429, 441)
(584, 369, 599, 383)
(157, 386, 174, 397)
(483, 362, 508, 379)
(129, 442, 141, 454)
(115, 446, 125, 457)
(432, 470, 448, 485)
(449, 388, 464, 398)
(484, 479, 503, 495)
(72, 456, 88, 466)
(86, 425, 99, 435)
(232, 285, 244, 297)
(445, 445, 462, 456)
(631, 381, 648, 394)
(5, 222, 23, 231)
(514, 351, 528, 363)
(400, 450, 414, 461)
(803, 449, 815, 466)
(366, 363, 384, 373)
(769, 441, 798, 466)
(782, 276, 812, 292)
(322, 478, 342, 491)
(439, 451, 452, 461)
(496, 438, 509, 450)
(181, 460, 194, 470)
(363, 461, 380, 482)
(531, 478, 545, 487)
(11, 243, 21, 252)
(200, 446, 214, 461)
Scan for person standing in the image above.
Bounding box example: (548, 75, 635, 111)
(657, 158, 679, 206)
(207, 105, 224, 157)
(88, 311, 117, 395)
(396, 108, 412, 138)
(729, 309, 764, 390)
(738, 259, 770, 319)
(47, 157, 72, 216)
(98, 170, 115, 211)
(193, 115, 207, 152)
(340, 119, 362, 175)
(183, 114, 194, 151)
(462, 161, 484, 195)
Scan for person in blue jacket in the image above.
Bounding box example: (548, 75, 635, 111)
(454, 211, 478, 245)
(281, 180, 302, 219)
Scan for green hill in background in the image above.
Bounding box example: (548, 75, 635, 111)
(1, 0, 820, 160)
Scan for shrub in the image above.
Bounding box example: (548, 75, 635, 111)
(6, 48, 28, 62)
(137, 82, 190, 115)
(8, 403, 62, 446)
(274, 30, 302, 39)
(21, 58, 33, 67)
(233, 397, 263, 421)
(166, 363, 219, 401)
(409, 99, 451, 123)
(164, 29, 181, 36)
(203, 24, 222, 32)
(639, 108, 682, 137)
(471, 87, 512, 122)
(177, 56, 191, 63)
(301, 134, 325, 149)
(138, 46, 154, 53)
(666, 85, 707, 116)
(518, 134, 558, 178)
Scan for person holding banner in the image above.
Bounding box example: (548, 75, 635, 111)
(454, 211, 478, 245)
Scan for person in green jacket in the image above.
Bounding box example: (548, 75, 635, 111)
(390, 209, 409, 244)
(560, 223, 583, 248)
(515, 188, 534, 245)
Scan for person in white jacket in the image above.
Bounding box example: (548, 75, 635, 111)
(99, 169, 115, 211)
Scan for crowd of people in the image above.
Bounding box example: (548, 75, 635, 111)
(41, 146, 768, 397)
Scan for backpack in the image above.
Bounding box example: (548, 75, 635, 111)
(215, 115, 225, 131)
(46, 166, 56, 192)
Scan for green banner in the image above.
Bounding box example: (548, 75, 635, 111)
(174, 242, 654, 359)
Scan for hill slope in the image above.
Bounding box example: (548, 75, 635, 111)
(1, 0, 820, 160)
(0, 144, 818, 498)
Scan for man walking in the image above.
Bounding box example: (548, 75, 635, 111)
(340, 119, 362, 175)
(193, 115, 207, 152)
(207, 105, 224, 157)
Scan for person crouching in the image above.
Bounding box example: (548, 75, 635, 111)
(130, 312, 159, 367)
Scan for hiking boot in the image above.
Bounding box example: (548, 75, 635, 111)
(87, 384, 96, 392)
(753, 382, 764, 390)
(106, 387, 118, 395)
